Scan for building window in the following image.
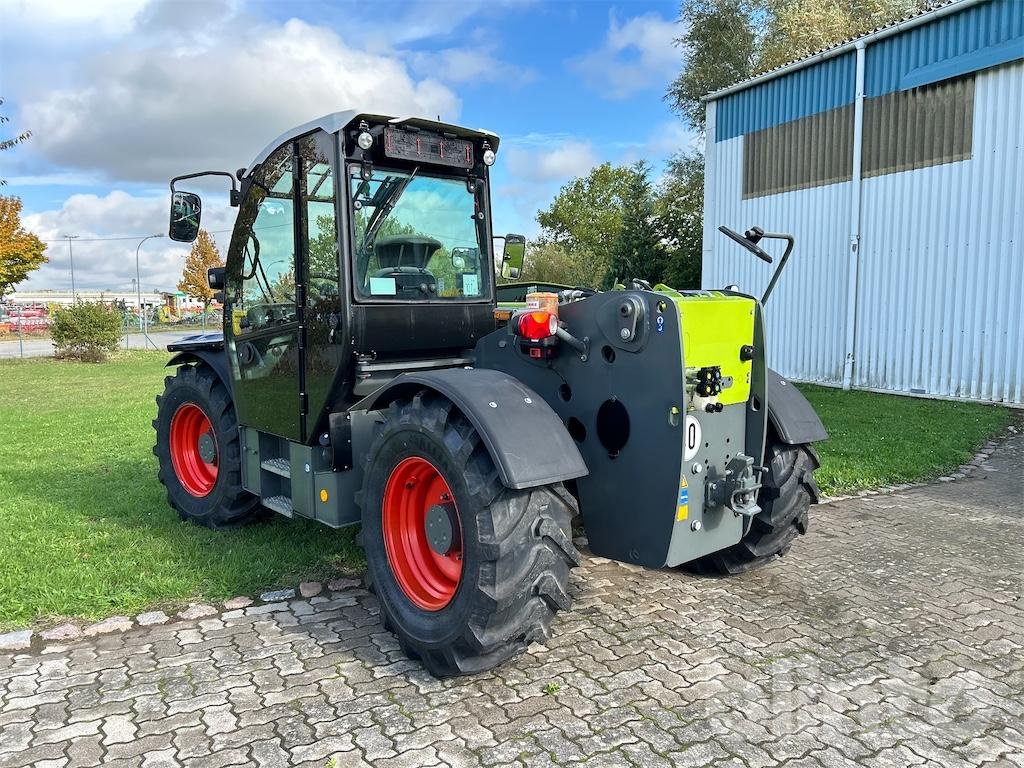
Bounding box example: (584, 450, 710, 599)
(862, 74, 974, 178)
(742, 104, 854, 199)
(741, 73, 975, 199)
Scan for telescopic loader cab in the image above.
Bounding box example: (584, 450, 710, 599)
(156, 110, 826, 676)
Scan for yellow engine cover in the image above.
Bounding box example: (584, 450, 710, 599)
(668, 291, 756, 406)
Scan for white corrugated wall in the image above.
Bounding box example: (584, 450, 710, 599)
(703, 61, 1024, 404)
(854, 60, 1024, 403)
(702, 101, 851, 385)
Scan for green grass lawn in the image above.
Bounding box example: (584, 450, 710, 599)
(801, 384, 1013, 494)
(0, 354, 1013, 630)
(0, 352, 362, 631)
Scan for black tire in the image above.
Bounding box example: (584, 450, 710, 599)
(357, 390, 580, 677)
(153, 363, 258, 528)
(692, 433, 820, 575)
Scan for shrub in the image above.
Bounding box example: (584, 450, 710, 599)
(51, 302, 123, 362)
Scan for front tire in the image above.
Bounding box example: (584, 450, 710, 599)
(358, 391, 580, 677)
(693, 432, 820, 575)
(153, 364, 258, 528)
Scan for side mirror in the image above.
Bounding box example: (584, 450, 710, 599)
(169, 191, 202, 242)
(207, 266, 225, 290)
(500, 234, 526, 280)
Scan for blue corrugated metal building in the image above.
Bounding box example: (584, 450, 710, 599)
(702, 0, 1024, 405)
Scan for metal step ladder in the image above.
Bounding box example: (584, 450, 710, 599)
(262, 494, 294, 517)
(259, 452, 293, 517)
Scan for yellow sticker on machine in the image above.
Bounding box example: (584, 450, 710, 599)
(672, 293, 756, 406)
(676, 476, 689, 521)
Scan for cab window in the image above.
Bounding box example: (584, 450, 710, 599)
(350, 166, 489, 301)
(299, 134, 338, 309)
(231, 145, 296, 334)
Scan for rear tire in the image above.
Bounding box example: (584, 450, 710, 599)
(692, 433, 820, 575)
(153, 364, 258, 529)
(357, 390, 580, 677)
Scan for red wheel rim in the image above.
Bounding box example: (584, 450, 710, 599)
(382, 456, 463, 611)
(169, 403, 219, 497)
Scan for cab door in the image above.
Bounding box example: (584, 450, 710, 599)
(225, 142, 302, 440)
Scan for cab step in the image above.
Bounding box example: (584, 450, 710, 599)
(261, 457, 291, 478)
(262, 495, 293, 517)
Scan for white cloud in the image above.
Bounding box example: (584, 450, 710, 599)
(20, 191, 237, 293)
(17, 13, 460, 184)
(0, 0, 152, 35)
(406, 47, 536, 86)
(504, 139, 597, 183)
(570, 12, 680, 99)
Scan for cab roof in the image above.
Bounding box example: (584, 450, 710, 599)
(245, 110, 500, 176)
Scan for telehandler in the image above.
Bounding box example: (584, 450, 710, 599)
(156, 111, 826, 676)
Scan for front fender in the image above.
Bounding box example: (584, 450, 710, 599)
(358, 368, 588, 490)
(166, 349, 232, 393)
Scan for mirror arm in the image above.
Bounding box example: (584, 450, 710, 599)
(170, 171, 240, 207)
(758, 232, 795, 306)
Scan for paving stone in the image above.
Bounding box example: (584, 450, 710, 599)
(178, 604, 218, 621)
(327, 578, 360, 592)
(137, 611, 170, 627)
(41, 624, 82, 642)
(259, 589, 296, 602)
(82, 616, 132, 636)
(299, 581, 323, 598)
(101, 714, 138, 745)
(1, 431, 1022, 768)
(0, 629, 33, 650)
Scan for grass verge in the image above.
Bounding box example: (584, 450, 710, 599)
(800, 384, 1013, 495)
(0, 354, 1013, 629)
(0, 352, 362, 631)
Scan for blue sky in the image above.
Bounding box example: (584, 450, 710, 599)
(0, 0, 698, 293)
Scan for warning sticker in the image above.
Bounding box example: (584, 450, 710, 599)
(676, 477, 689, 521)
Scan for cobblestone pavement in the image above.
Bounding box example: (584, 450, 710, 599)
(2, 434, 1022, 768)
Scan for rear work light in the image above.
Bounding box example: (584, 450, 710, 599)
(517, 311, 558, 341)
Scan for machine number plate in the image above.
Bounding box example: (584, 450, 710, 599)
(683, 415, 702, 461)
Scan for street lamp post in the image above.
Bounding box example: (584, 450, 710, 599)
(135, 234, 164, 350)
(62, 235, 79, 300)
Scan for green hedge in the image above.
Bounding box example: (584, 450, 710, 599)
(51, 302, 123, 362)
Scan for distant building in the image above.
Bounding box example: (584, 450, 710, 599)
(702, 0, 1023, 405)
(8, 290, 216, 315)
(8, 289, 166, 310)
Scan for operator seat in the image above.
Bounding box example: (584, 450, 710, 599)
(371, 235, 442, 296)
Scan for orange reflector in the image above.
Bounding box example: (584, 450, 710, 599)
(319, 489, 329, 503)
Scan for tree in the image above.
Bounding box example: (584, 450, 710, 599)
(656, 152, 705, 289)
(0, 97, 31, 187)
(607, 162, 666, 287)
(667, 0, 760, 131)
(177, 229, 224, 311)
(523, 242, 595, 287)
(535, 163, 638, 288)
(666, 0, 921, 131)
(0, 196, 46, 300)
(758, 0, 919, 71)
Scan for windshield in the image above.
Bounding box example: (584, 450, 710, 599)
(350, 166, 489, 301)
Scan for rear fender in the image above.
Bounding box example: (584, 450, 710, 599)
(356, 368, 588, 490)
(766, 368, 828, 445)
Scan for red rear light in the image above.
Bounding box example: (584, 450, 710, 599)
(517, 311, 558, 341)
